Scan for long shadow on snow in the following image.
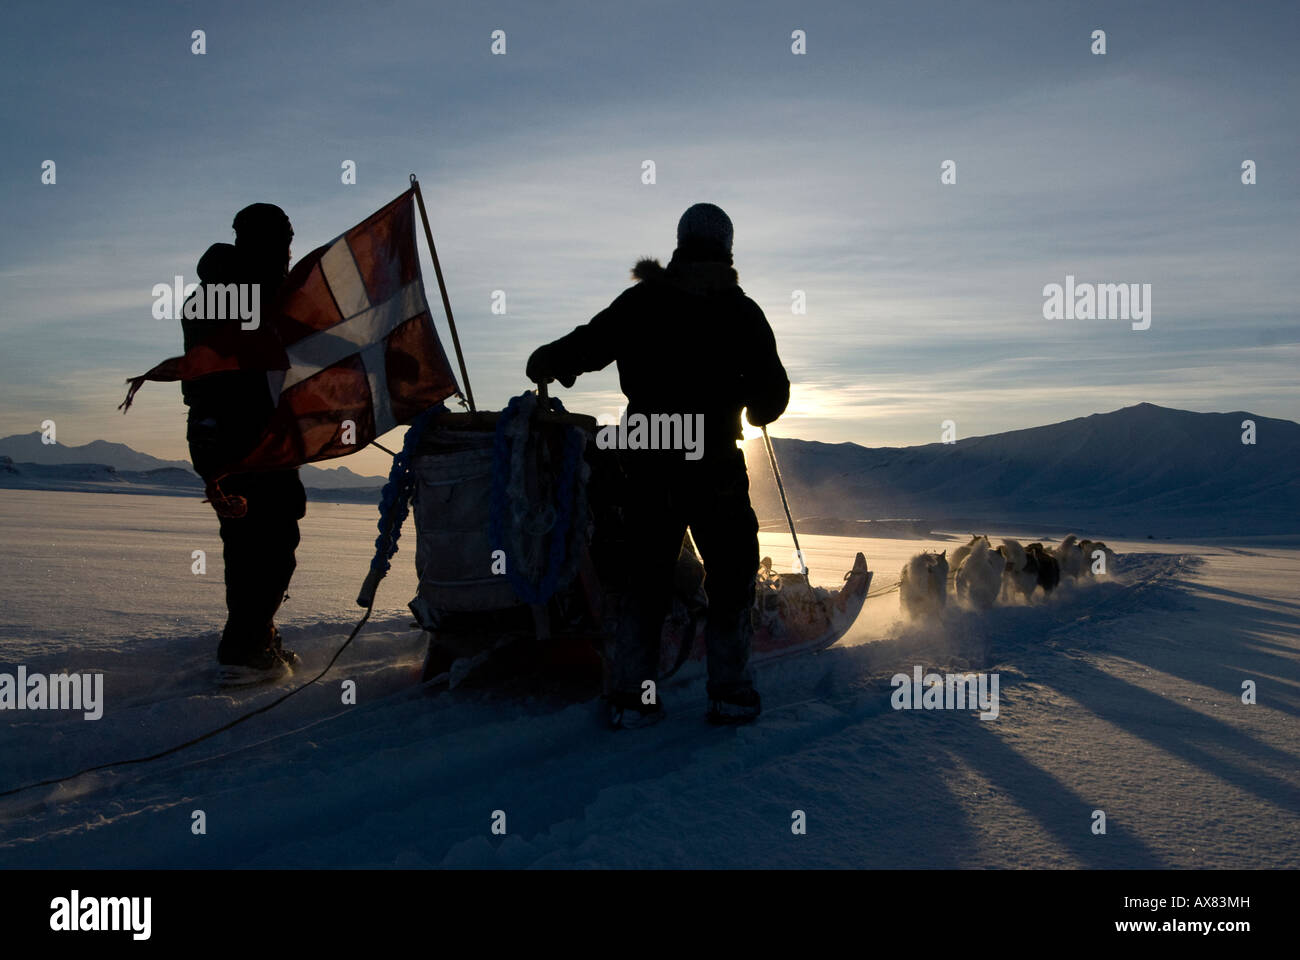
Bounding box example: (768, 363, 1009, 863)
(10, 552, 1285, 867)
(1097, 585, 1300, 718)
(1014, 558, 1300, 818)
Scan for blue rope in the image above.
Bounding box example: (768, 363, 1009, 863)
(487, 394, 528, 593)
(489, 392, 584, 605)
(369, 406, 439, 575)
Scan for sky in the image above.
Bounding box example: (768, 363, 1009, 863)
(1, 0, 1297, 477)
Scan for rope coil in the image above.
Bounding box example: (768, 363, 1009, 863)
(488, 391, 590, 606)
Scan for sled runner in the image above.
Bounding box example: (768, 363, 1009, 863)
(400, 392, 871, 696)
(658, 551, 871, 680)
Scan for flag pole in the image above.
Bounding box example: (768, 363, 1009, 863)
(410, 173, 475, 412)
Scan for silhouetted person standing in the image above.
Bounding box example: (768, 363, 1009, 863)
(183, 203, 305, 682)
(527, 203, 789, 726)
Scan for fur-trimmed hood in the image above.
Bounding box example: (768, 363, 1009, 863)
(631, 256, 739, 295)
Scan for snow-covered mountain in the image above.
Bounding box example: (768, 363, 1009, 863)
(297, 463, 388, 489)
(0, 433, 193, 472)
(0, 432, 388, 499)
(0, 457, 201, 489)
(746, 403, 1300, 537)
(3, 403, 1296, 534)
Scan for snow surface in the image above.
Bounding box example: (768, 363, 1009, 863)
(0, 490, 1297, 867)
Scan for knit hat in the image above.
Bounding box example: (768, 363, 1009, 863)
(232, 203, 293, 245)
(676, 203, 733, 255)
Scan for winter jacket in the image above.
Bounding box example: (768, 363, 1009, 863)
(182, 243, 284, 478)
(527, 251, 789, 458)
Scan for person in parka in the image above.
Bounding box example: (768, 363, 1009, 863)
(526, 202, 789, 727)
(183, 204, 306, 683)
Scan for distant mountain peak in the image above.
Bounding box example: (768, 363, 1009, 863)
(0, 432, 388, 487)
(754, 403, 1298, 536)
(0, 432, 193, 473)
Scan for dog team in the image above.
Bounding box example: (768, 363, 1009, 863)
(899, 534, 1117, 618)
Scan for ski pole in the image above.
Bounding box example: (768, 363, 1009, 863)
(761, 425, 806, 577)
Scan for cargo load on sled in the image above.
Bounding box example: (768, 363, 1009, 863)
(390, 390, 872, 696)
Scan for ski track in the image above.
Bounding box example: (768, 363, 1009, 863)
(2, 549, 1298, 868)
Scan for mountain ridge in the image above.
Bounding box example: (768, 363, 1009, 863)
(2, 404, 1296, 533)
(745, 403, 1299, 536)
(0, 432, 388, 489)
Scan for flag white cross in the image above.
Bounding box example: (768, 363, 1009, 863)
(279, 235, 430, 437)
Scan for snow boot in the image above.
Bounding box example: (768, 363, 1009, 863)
(217, 626, 297, 687)
(268, 626, 299, 668)
(707, 687, 761, 725)
(605, 690, 666, 730)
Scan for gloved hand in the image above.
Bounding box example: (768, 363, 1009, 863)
(526, 344, 576, 389)
(743, 380, 791, 428)
(205, 479, 248, 519)
(745, 402, 781, 428)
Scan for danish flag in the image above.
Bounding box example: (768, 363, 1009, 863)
(121, 189, 460, 478)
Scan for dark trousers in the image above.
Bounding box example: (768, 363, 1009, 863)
(186, 395, 305, 661)
(189, 433, 305, 660)
(215, 469, 305, 660)
(612, 448, 760, 699)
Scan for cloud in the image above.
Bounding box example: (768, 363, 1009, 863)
(1, 0, 1296, 457)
